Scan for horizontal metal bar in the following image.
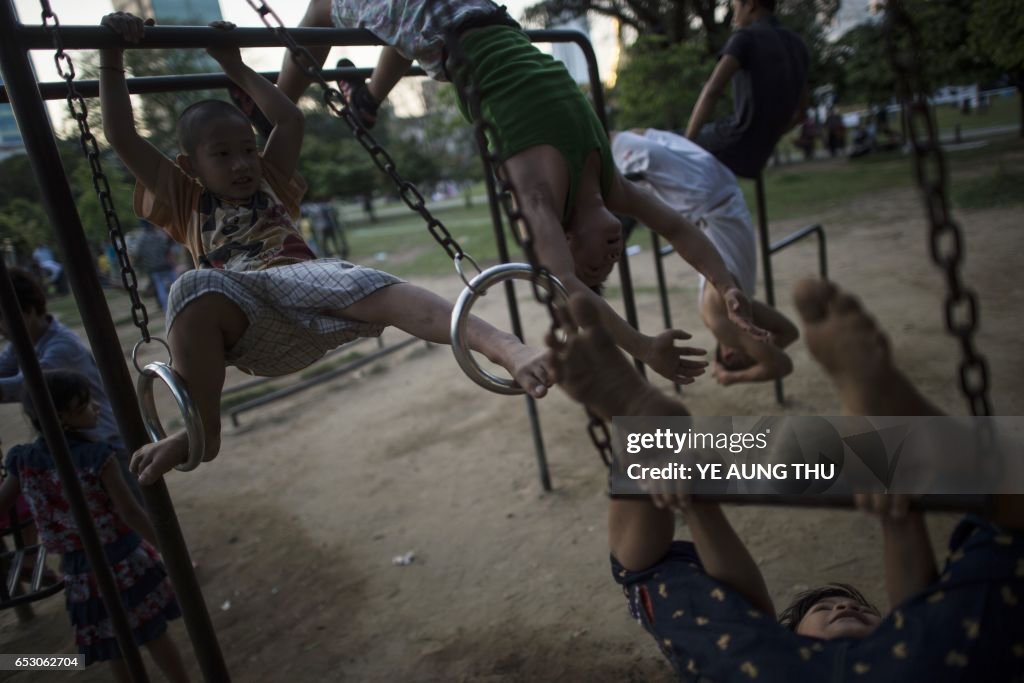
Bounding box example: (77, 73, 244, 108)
(229, 337, 418, 425)
(770, 223, 824, 253)
(13, 24, 589, 51)
(0, 66, 426, 102)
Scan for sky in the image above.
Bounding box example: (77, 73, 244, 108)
(10, 0, 548, 125)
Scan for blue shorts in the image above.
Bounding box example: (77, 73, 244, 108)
(612, 515, 1024, 682)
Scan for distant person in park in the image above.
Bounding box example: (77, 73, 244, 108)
(685, 0, 810, 178)
(130, 219, 177, 312)
(825, 107, 847, 158)
(795, 113, 818, 161)
(31, 244, 68, 295)
(612, 128, 798, 385)
(306, 202, 349, 259)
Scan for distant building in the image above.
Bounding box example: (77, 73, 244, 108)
(113, 0, 222, 24)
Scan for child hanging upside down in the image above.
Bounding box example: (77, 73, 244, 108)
(546, 282, 1024, 682)
(98, 12, 551, 485)
(280, 0, 770, 387)
(611, 129, 799, 385)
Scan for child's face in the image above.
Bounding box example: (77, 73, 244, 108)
(566, 205, 623, 288)
(795, 596, 881, 640)
(59, 395, 100, 432)
(183, 117, 261, 200)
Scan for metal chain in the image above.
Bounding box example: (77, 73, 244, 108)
(243, 0, 478, 275)
(883, 0, 992, 417)
(39, 0, 153, 344)
(445, 28, 618, 470)
(242, 0, 618, 465)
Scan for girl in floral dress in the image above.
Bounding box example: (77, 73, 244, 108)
(0, 370, 189, 682)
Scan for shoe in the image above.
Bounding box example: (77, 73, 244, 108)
(335, 58, 380, 129)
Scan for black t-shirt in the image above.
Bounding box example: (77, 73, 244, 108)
(695, 16, 809, 179)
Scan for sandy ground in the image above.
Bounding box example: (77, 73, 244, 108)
(1, 172, 1022, 681)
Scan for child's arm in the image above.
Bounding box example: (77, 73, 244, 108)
(99, 13, 178, 195)
(550, 294, 774, 612)
(608, 173, 767, 341)
(277, 0, 333, 103)
(101, 457, 158, 547)
(669, 498, 775, 615)
(685, 55, 740, 139)
(857, 495, 938, 607)
(207, 22, 304, 178)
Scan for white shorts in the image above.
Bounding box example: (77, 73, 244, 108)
(697, 188, 757, 301)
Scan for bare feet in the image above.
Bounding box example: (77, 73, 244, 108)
(793, 279, 939, 416)
(505, 345, 552, 399)
(131, 432, 192, 485)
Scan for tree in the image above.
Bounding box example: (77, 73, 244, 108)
(614, 36, 712, 130)
(830, 21, 893, 107)
(299, 109, 378, 201)
(523, 0, 733, 55)
(969, 0, 1024, 137)
(526, 0, 839, 129)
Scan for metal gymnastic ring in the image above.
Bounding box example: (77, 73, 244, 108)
(450, 262, 569, 395)
(136, 362, 206, 472)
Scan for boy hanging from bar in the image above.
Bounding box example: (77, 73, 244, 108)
(98, 12, 552, 485)
(278, 0, 770, 386)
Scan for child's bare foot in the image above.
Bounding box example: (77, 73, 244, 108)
(131, 432, 192, 485)
(793, 279, 940, 416)
(506, 345, 552, 399)
(547, 294, 652, 419)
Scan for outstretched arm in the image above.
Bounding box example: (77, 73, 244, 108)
(685, 55, 740, 139)
(277, 0, 333, 103)
(102, 457, 158, 547)
(99, 13, 178, 195)
(207, 22, 303, 177)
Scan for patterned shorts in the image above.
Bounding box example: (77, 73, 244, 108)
(167, 259, 402, 376)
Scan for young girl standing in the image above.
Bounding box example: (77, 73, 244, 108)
(0, 371, 189, 682)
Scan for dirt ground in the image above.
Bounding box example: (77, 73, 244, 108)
(1, 168, 1022, 681)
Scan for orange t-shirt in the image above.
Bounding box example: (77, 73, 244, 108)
(133, 157, 315, 272)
